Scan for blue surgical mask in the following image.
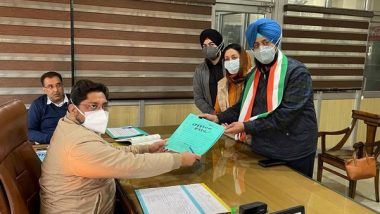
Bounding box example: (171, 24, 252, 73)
(224, 58, 240, 74)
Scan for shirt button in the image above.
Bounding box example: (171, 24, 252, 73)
(286, 132, 290, 136)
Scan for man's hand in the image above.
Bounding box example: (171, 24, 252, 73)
(181, 152, 201, 166)
(224, 122, 244, 135)
(199, 113, 219, 123)
(148, 139, 167, 153)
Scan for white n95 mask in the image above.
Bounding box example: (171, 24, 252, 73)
(224, 58, 240, 74)
(74, 105, 109, 134)
(253, 45, 276, 64)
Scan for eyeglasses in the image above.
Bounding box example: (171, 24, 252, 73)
(79, 102, 109, 111)
(252, 40, 272, 50)
(44, 83, 63, 90)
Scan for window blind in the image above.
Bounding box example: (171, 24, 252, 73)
(282, 4, 373, 90)
(0, 0, 71, 104)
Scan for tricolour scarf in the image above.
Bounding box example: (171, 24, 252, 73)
(236, 50, 288, 142)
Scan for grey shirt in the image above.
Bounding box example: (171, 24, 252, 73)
(193, 61, 225, 113)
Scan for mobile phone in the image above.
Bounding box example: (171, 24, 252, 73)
(258, 159, 286, 167)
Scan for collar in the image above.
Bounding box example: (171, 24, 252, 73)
(47, 94, 68, 107)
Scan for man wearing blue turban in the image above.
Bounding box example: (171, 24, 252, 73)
(202, 18, 318, 178)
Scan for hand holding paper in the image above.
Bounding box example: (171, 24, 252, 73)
(181, 152, 201, 166)
(224, 122, 244, 135)
(148, 139, 167, 153)
(165, 113, 224, 155)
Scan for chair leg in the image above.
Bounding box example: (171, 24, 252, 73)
(375, 169, 379, 202)
(317, 155, 323, 182)
(349, 180, 357, 199)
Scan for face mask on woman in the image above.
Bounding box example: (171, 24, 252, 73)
(73, 104, 109, 134)
(224, 58, 240, 74)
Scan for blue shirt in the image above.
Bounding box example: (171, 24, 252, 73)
(27, 95, 68, 144)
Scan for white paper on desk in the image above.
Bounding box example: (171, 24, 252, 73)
(135, 183, 230, 214)
(115, 134, 161, 145)
(136, 185, 199, 214)
(185, 184, 230, 214)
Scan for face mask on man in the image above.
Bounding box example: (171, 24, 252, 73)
(253, 45, 277, 64)
(73, 104, 109, 134)
(224, 58, 240, 74)
(202, 43, 223, 60)
(252, 37, 281, 65)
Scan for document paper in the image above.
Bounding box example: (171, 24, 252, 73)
(106, 126, 147, 139)
(165, 113, 224, 155)
(115, 134, 161, 145)
(135, 183, 230, 214)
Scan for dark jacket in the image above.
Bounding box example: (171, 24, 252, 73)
(217, 57, 317, 161)
(27, 95, 68, 144)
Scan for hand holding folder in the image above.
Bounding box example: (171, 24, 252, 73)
(165, 113, 224, 155)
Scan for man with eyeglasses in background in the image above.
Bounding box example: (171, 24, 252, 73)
(28, 71, 68, 144)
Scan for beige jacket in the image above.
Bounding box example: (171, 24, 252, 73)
(40, 112, 182, 214)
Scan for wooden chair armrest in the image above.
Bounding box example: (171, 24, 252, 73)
(318, 127, 351, 153)
(318, 127, 350, 137)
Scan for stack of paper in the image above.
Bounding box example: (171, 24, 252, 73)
(135, 183, 230, 214)
(106, 126, 148, 139)
(115, 134, 161, 145)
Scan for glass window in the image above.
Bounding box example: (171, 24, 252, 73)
(287, 0, 325, 7)
(288, 0, 366, 10)
(364, 23, 380, 91)
(220, 13, 244, 45)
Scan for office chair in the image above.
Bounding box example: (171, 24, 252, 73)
(0, 99, 41, 213)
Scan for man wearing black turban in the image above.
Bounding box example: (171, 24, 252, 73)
(193, 29, 225, 114)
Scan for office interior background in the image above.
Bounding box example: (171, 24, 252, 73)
(0, 0, 379, 167)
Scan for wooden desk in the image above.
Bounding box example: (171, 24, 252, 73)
(115, 126, 376, 214)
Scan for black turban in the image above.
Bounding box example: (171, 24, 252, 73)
(199, 29, 223, 48)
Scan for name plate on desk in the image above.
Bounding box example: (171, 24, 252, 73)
(135, 183, 230, 214)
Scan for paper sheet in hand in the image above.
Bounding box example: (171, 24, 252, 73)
(135, 183, 230, 214)
(165, 113, 224, 155)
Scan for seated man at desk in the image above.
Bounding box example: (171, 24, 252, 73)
(28, 71, 68, 144)
(39, 79, 200, 213)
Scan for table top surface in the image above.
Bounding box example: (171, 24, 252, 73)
(113, 126, 376, 213)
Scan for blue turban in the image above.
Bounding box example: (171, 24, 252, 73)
(246, 18, 282, 49)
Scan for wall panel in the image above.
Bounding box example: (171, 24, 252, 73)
(283, 4, 373, 90)
(0, 0, 71, 104)
(73, 0, 212, 100)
